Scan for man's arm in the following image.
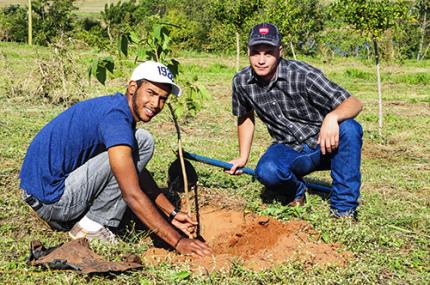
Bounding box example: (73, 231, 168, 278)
(138, 168, 175, 216)
(227, 112, 255, 174)
(108, 145, 211, 257)
(138, 168, 198, 238)
(318, 96, 363, 155)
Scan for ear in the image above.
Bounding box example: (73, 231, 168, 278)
(127, 80, 138, 95)
(278, 46, 283, 57)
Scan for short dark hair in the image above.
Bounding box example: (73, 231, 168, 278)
(135, 79, 147, 88)
(135, 79, 172, 94)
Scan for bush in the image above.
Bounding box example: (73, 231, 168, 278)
(0, 5, 28, 42)
(73, 17, 110, 50)
(161, 9, 207, 51)
(31, 0, 78, 45)
(0, 0, 78, 46)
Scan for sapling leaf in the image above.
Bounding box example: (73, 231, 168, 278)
(321, 232, 330, 243)
(96, 65, 107, 85)
(118, 33, 129, 57)
(103, 56, 115, 73)
(129, 31, 139, 44)
(173, 271, 190, 281)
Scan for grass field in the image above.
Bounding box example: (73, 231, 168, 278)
(0, 41, 429, 284)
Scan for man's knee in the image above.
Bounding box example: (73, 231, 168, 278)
(339, 119, 363, 140)
(135, 129, 154, 154)
(255, 160, 289, 186)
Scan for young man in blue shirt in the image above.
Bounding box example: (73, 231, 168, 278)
(227, 23, 364, 218)
(20, 61, 211, 257)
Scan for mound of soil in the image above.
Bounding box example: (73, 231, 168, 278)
(144, 206, 351, 273)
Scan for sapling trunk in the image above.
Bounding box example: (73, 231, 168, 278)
(289, 41, 297, 60)
(373, 39, 383, 137)
(28, 0, 32, 45)
(236, 31, 240, 72)
(167, 103, 192, 219)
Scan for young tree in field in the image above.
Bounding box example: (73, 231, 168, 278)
(416, 0, 430, 60)
(265, 0, 323, 59)
(332, 0, 408, 137)
(210, 0, 263, 72)
(31, 0, 77, 45)
(28, 0, 32, 45)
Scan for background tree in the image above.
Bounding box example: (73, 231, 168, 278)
(415, 0, 430, 60)
(0, 5, 28, 42)
(0, 0, 426, 61)
(100, 0, 146, 43)
(264, 0, 324, 59)
(31, 0, 77, 45)
(210, 0, 263, 72)
(332, 0, 408, 137)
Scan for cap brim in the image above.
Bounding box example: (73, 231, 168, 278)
(134, 78, 182, 97)
(248, 39, 280, 47)
(171, 83, 181, 97)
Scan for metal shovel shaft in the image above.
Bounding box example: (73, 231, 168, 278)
(183, 151, 332, 193)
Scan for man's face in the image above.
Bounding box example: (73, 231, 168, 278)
(129, 80, 170, 122)
(248, 44, 282, 81)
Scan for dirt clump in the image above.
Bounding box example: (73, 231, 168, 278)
(143, 206, 351, 273)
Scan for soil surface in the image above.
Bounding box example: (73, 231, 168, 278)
(143, 206, 352, 273)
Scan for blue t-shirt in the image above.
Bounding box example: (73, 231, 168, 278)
(20, 93, 136, 203)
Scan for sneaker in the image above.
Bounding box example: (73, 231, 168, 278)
(287, 195, 306, 207)
(330, 208, 358, 220)
(69, 223, 118, 244)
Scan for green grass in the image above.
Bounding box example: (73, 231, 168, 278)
(0, 42, 429, 284)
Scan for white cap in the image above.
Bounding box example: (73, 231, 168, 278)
(130, 61, 181, 96)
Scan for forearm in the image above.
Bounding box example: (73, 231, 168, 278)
(139, 168, 174, 216)
(327, 96, 363, 122)
(124, 190, 181, 246)
(108, 146, 181, 247)
(237, 113, 255, 162)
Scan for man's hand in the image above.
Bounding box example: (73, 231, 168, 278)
(171, 212, 198, 238)
(318, 96, 363, 155)
(226, 157, 247, 175)
(318, 113, 339, 155)
(175, 238, 212, 257)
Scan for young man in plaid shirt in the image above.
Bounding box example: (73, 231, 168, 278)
(227, 23, 363, 218)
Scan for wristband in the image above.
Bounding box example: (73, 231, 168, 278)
(169, 209, 178, 221)
(174, 236, 184, 249)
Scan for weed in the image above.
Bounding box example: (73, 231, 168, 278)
(344, 68, 374, 80)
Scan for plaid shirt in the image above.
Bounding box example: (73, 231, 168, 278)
(232, 58, 351, 151)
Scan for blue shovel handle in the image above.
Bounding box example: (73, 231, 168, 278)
(183, 151, 256, 175)
(182, 151, 331, 193)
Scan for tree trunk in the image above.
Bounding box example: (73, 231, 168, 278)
(373, 39, 383, 137)
(417, 12, 427, 61)
(366, 43, 371, 61)
(289, 41, 297, 60)
(236, 31, 240, 72)
(422, 41, 430, 60)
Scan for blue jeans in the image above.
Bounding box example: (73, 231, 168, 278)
(255, 119, 363, 214)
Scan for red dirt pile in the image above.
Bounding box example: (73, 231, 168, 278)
(144, 206, 351, 272)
